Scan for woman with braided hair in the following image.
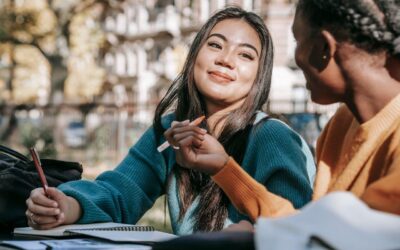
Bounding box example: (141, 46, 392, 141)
(164, 0, 400, 231)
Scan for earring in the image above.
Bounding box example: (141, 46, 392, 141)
(322, 55, 328, 60)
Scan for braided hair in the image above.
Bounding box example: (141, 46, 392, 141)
(297, 0, 400, 56)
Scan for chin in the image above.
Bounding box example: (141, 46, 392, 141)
(310, 94, 337, 105)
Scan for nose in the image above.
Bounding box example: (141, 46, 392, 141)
(215, 50, 235, 69)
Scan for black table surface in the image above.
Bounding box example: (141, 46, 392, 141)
(1, 230, 256, 250)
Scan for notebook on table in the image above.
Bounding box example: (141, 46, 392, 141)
(13, 222, 176, 243)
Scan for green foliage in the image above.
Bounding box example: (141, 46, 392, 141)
(19, 122, 57, 158)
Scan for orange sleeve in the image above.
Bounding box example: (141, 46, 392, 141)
(212, 157, 297, 222)
(361, 151, 400, 215)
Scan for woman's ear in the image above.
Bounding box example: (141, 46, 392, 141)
(308, 30, 337, 72)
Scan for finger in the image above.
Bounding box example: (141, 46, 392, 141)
(189, 116, 206, 126)
(26, 210, 37, 226)
(26, 199, 61, 216)
(169, 126, 206, 149)
(173, 125, 207, 135)
(171, 116, 204, 128)
(173, 131, 204, 142)
(164, 126, 182, 148)
(169, 126, 205, 144)
(166, 118, 205, 149)
(177, 136, 203, 148)
(28, 218, 39, 229)
(164, 130, 180, 149)
(30, 220, 63, 230)
(171, 120, 189, 128)
(29, 188, 58, 208)
(45, 187, 66, 205)
(29, 213, 58, 225)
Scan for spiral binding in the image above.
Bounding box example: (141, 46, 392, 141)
(73, 225, 155, 232)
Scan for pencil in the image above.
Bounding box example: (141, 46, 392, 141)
(30, 147, 49, 195)
(157, 116, 206, 152)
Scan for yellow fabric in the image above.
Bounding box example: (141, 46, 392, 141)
(213, 93, 400, 221)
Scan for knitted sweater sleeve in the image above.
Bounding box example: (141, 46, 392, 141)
(212, 119, 315, 221)
(58, 125, 170, 224)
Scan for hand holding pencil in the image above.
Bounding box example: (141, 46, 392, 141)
(26, 148, 82, 229)
(158, 116, 206, 152)
(163, 116, 229, 175)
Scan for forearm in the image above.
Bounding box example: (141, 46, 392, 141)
(212, 157, 297, 221)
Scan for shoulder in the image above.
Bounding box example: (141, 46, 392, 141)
(249, 116, 315, 160)
(252, 117, 302, 144)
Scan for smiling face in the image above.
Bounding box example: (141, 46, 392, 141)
(194, 18, 261, 114)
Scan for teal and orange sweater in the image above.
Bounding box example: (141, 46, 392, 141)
(59, 113, 315, 235)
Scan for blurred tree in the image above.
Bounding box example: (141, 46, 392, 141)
(0, 0, 57, 105)
(64, 1, 107, 102)
(0, 0, 112, 105)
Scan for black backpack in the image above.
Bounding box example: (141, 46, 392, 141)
(0, 145, 83, 232)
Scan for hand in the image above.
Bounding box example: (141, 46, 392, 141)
(164, 120, 229, 175)
(224, 220, 254, 232)
(26, 187, 81, 229)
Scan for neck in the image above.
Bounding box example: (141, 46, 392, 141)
(206, 100, 245, 136)
(344, 67, 400, 124)
(337, 46, 400, 123)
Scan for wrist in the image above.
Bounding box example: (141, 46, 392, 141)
(66, 196, 82, 224)
(210, 154, 230, 176)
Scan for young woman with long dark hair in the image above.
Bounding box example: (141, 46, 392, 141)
(25, 7, 315, 234)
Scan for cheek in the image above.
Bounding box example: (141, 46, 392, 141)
(295, 46, 316, 82)
(295, 46, 307, 70)
(239, 63, 259, 85)
(195, 45, 211, 67)
(194, 55, 206, 84)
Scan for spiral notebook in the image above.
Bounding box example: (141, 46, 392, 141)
(13, 222, 176, 243)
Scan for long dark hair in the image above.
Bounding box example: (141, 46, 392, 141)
(153, 7, 274, 232)
(297, 0, 400, 57)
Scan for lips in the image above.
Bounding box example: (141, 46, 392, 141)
(207, 70, 235, 83)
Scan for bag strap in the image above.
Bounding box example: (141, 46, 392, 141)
(0, 145, 29, 162)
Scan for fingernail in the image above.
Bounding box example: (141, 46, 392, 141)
(201, 128, 207, 133)
(53, 202, 58, 207)
(55, 209, 60, 214)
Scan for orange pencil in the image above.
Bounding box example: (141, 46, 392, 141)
(157, 116, 205, 152)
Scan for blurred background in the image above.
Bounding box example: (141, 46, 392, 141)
(0, 0, 338, 231)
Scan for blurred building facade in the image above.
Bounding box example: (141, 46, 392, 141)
(0, 0, 337, 166)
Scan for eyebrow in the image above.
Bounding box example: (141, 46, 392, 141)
(207, 33, 259, 57)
